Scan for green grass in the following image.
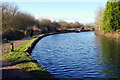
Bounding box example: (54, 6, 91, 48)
(0, 40, 12, 45)
(2, 34, 58, 80)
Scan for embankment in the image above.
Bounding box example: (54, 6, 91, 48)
(2, 33, 59, 80)
(94, 30, 120, 40)
(2, 31, 93, 79)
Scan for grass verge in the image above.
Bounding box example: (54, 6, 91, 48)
(2, 34, 58, 80)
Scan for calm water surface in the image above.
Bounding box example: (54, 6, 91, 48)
(31, 32, 120, 79)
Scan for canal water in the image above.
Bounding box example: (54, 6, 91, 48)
(31, 31, 120, 79)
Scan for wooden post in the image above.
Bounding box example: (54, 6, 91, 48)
(10, 42, 14, 51)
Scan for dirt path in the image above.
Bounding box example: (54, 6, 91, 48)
(0, 35, 40, 52)
(0, 57, 37, 80)
(0, 36, 39, 80)
(1, 40, 29, 51)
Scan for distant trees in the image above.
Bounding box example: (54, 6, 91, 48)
(58, 20, 70, 29)
(50, 21, 61, 31)
(37, 19, 83, 32)
(37, 19, 61, 33)
(101, 0, 120, 32)
(38, 19, 51, 33)
(2, 2, 93, 40)
(58, 21, 83, 29)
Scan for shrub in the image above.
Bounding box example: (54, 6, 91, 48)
(2, 29, 25, 40)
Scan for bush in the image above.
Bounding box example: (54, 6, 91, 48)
(2, 29, 25, 40)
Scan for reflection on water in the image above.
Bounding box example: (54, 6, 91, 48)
(31, 31, 120, 79)
(96, 36, 120, 78)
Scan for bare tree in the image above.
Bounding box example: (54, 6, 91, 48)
(2, 2, 19, 30)
(95, 7, 105, 31)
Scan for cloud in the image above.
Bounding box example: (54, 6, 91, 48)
(35, 15, 94, 24)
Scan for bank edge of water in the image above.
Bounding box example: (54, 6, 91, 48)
(25, 33, 60, 80)
(2, 31, 92, 80)
(31, 31, 120, 79)
(25, 33, 56, 54)
(2, 33, 59, 80)
(94, 30, 120, 40)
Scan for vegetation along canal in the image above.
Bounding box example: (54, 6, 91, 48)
(31, 31, 120, 79)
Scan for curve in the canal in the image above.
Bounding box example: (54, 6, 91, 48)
(31, 31, 120, 79)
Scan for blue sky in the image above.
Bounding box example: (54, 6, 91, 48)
(4, 1, 107, 24)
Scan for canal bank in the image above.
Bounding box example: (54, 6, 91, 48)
(94, 30, 120, 40)
(2, 33, 60, 80)
(2, 31, 79, 80)
(2, 31, 120, 79)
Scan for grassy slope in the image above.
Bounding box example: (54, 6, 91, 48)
(2, 34, 58, 80)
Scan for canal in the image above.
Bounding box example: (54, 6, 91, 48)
(31, 31, 120, 79)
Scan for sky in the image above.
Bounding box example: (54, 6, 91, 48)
(2, 0, 107, 24)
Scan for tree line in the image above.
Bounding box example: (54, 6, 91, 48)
(1, 2, 94, 40)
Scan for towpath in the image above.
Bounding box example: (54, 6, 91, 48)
(0, 35, 40, 80)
